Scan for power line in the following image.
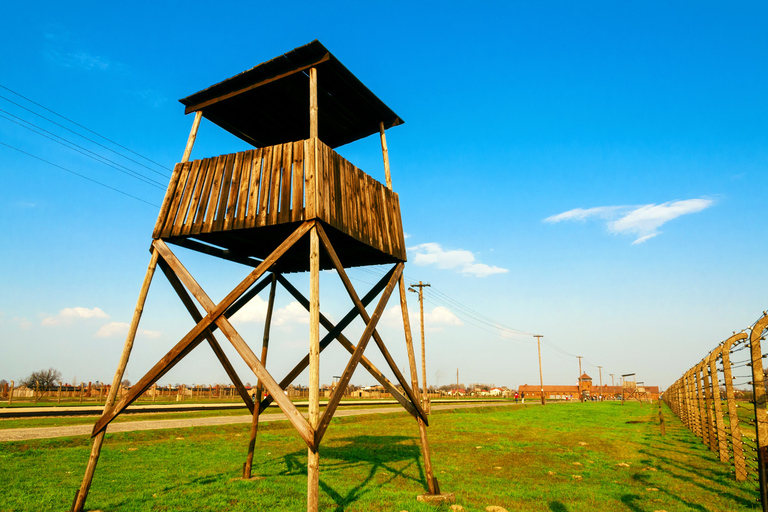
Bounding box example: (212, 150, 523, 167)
(0, 141, 160, 208)
(0, 110, 166, 189)
(0, 87, 171, 178)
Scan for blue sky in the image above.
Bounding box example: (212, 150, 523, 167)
(1, 2, 765, 392)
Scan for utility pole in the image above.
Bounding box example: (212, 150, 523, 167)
(610, 373, 615, 387)
(456, 368, 459, 399)
(577, 356, 583, 402)
(409, 281, 431, 413)
(598, 366, 603, 401)
(534, 335, 545, 405)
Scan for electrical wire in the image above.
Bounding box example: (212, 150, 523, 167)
(0, 87, 170, 178)
(0, 141, 159, 208)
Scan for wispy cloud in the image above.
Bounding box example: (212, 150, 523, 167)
(544, 198, 714, 244)
(94, 321, 161, 339)
(42, 307, 108, 326)
(408, 243, 508, 277)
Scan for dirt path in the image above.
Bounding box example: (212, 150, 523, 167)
(0, 402, 517, 442)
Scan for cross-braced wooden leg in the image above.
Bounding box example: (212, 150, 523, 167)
(244, 273, 277, 479)
(72, 248, 159, 512)
(152, 238, 315, 449)
(157, 257, 257, 414)
(91, 223, 313, 438)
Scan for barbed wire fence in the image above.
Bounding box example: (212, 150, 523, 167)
(664, 311, 768, 511)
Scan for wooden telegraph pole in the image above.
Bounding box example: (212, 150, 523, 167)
(534, 335, 545, 405)
(598, 366, 603, 401)
(577, 356, 583, 402)
(409, 282, 431, 413)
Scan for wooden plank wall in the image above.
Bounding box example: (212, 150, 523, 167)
(153, 139, 406, 262)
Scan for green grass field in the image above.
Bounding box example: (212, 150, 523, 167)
(0, 401, 759, 511)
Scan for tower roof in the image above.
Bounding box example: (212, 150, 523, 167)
(579, 373, 592, 380)
(179, 40, 404, 150)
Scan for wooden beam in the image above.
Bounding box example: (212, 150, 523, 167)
(309, 67, 318, 139)
(181, 110, 203, 163)
(156, 257, 254, 415)
(184, 53, 331, 115)
(379, 122, 392, 190)
(307, 224, 320, 511)
(73, 248, 159, 512)
(398, 274, 438, 494)
(314, 262, 404, 445)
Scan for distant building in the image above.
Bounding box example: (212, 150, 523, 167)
(517, 373, 659, 401)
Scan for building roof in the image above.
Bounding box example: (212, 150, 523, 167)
(579, 373, 592, 380)
(179, 40, 404, 150)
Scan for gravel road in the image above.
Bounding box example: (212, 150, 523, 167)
(0, 402, 515, 442)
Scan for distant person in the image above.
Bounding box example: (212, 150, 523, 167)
(514, 392, 519, 403)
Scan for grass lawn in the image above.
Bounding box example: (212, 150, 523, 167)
(0, 401, 759, 511)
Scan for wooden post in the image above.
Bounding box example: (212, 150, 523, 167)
(244, 274, 277, 479)
(708, 348, 728, 462)
(72, 249, 159, 512)
(181, 111, 203, 163)
(702, 353, 718, 453)
(307, 224, 320, 511)
(152, 383, 157, 402)
(379, 122, 392, 190)
(309, 67, 318, 140)
(659, 395, 665, 436)
(535, 335, 545, 406)
(8, 380, 13, 406)
(35, 380, 39, 404)
(58, 382, 62, 404)
(695, 362, 710, 447)
(722, 332, 748, 481)
(749, 314, 768, 512)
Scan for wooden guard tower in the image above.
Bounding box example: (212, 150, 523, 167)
(71, 41, 452, 511)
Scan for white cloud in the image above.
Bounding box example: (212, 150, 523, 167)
(230, 297, 310, 327)
(229, 296, 269, 323)
(544, 198, 714, 244)
(425, 306, 463, 327)
(42, 307, 109, 326)
(94, 322, 161, 339)
(382, 304, 463, 331)
(408, 243, 508, 278)
(274, 302, 310, 326)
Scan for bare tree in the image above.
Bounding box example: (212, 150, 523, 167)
(20, 368, 62, 389)
(121, 379, 131, 388)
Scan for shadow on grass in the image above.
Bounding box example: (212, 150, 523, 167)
(281, 435, 427, 511)
(549, 500, 569, 511)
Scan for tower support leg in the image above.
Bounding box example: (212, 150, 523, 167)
(307, 225, 320, 512)
(244, 274, 277, 479)
(72, 248, 159, 512)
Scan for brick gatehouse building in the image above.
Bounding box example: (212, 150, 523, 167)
(517, 373, 659, 401)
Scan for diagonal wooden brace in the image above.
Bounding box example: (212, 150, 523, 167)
(314, 262, 404, 445)
(256, 269, 395, 413)
(315, 223, 428, 423)
(276, 272, 422, 422)
(92, 221, 312, 436)
(153, 238, 316, 449)
(156, 257, 254, 415)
